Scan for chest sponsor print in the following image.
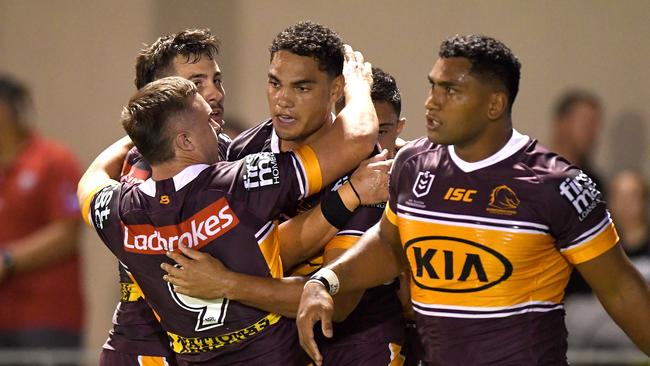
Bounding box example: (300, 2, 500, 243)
(405, 236, 513, 293)
(122, 197, 239, 254)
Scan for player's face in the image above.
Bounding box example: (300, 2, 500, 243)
(374, 101, 405, 158)
(267, 50, 341, 143)
(172, 55, 225, 127)
(424, 57, 493, 148)
(186, 94, 221, 164)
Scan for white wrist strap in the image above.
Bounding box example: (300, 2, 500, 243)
(308, 268, 340, 296)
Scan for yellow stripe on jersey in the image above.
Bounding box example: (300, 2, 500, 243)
(398, 217, 569, 308)
(293, 145, 322, 196)
(291, 254, 323, 277)
(120, 282, 144, 302)
(385, 204, 398, 225)
(561, 222, 619, 264)
(81, 182, 114, 227)
(167, 313, 281, 353)
(138, 355, 168, 366)
(324, 235, 358, 251)
(258, 222, 284, 278)
(388, 342, 405, 366)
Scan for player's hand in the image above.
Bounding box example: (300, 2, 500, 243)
(161, 244, 232, 299)
(349, 149, 393, 205)
(296, 282, 334, 366)
(342, 44, 372, 90)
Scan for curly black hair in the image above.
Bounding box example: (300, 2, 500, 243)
(371, 67, 401, 115)
(440, 34, 521, 110)
(269, 21, 344, 78)
(135, 29, 220, 89)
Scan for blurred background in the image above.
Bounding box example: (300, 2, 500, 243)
(0, 0, 648, 364)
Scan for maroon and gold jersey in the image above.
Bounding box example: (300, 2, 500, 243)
(84, 147, 321, 365)
(385, 130, 618, 365)
(230, 119, 405, 353)
(102, 138, 232, 360)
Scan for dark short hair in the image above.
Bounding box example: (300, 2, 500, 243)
(439, 34, 521, 111)
(371, 67, 401, 115)
(269, 21, 344, 78)
(135, 29, 220, 89)
(553, 89, 602, 120)
(121, 77, 197, 164)
(0, 74, 32, 129)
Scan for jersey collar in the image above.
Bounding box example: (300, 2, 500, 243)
(138, 164, 210, 197)
(448, 129, 529, 173)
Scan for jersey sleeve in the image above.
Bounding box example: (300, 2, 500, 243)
(43, 147, 82, 222)
(547, 168, 619, 264)
(82, 183, 122, 237)
(385, 141, 413, 226)
(120, 147, 152, 184)
(231, 145, 322, 221)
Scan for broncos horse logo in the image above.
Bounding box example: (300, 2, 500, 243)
(487, 185, 520, 215)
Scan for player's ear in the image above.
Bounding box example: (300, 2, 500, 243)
(175, 132, 195, 152)
(487, 91, 507, 120)
(396, 117, 407, 134)
(330, 75, 344, 104)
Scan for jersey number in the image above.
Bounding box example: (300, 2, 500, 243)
(168, 281, 229, 332)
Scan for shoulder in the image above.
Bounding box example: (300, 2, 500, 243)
(515, 139, 582, 185)
(228, 119, 273, 160)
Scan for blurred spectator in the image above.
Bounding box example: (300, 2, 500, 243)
(0, 75, 84, 364)
(566, 170, 650, 350)
(551, 89, 605, 188)
(552, 89, 606, 296)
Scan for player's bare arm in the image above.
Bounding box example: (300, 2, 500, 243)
(77, 135, 133, 207)
(307, 45, 378, 185)
(577, 244, 650, 355)
(279, 150, 393, 269)
(162, 244, 306, 317)
(296, 214, 407, 365)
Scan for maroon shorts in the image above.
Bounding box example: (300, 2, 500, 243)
(99, 349, 177, 366)
(321, 342, 405, 366)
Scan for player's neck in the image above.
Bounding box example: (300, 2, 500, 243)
(279, 114, 333, 152)
(453, 121, 513, 163)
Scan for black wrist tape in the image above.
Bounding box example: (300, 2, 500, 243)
(321, 190, 354, 229)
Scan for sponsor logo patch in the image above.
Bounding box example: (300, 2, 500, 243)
(412, 171, 435, 198)
(443, 187, 477, 202)
(122, 197, 239, 254)
(93, 186, 115, 229)
(405, 236, 513, 293)
(558, 172, 602, 222)
(486, 185, 520, 216)
(242, 152, 280, 190)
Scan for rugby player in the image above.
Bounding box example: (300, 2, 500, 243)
(100, 29, 228, 366)
(78, 43, 378, 365)
(161, 23, 405, 365)
(296, 34, 650, 365)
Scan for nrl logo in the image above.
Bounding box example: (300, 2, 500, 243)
(413, 171, 435, 198)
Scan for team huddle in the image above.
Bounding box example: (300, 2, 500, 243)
(77, 21, 650, 366)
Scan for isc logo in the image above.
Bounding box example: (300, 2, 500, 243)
(443, 188, 477, 202)
(405, 236, 512, 293)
